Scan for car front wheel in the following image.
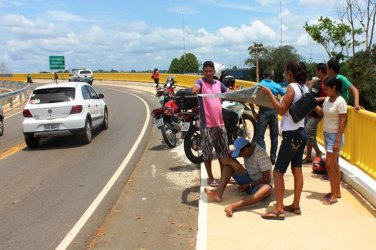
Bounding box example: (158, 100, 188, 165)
(0, 119, 4, 136)
(80, 119, 92, 144)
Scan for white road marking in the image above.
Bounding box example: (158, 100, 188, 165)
(56, 88, 150, 250)
(151, 164, 156, 178)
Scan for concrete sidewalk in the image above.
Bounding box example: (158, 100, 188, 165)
(197, 133, 376, 250)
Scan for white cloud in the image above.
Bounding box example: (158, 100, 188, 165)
(46, 10, 82, 22)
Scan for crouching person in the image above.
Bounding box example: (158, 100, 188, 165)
(204, 137, 272, 217)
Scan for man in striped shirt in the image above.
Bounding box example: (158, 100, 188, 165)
(204, 137, 273, 217)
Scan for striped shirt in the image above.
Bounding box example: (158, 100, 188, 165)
(244, 144, 272, 181)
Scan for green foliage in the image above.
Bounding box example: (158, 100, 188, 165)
(245, 45, 303, 83)
(341, 45, 376, 112)
(168, 53, 199, 74)
(304, 16, 362, 60)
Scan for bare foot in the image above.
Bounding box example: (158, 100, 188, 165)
(224, 205, 233, 217)
(204, 187, 222, 202)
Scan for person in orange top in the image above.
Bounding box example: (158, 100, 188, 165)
(152, 68, 160, 90)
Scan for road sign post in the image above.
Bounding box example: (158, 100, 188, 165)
(49, 56, 65, 71)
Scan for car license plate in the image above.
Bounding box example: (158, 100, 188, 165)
(181, 122, 190, 132)
(155, 118, 164, 128)
(158, 95, 164, 103)
(44, 124, 59, 131)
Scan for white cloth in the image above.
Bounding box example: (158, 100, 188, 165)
(280, 83, 308, 131)
(323, 96, 347, 133)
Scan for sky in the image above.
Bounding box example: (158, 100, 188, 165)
(0, 0, 345, 73)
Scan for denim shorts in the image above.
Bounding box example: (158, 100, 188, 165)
(324, 132, 344, 153)
(274, 128, 307, 173)
(231, 171, 271, 194)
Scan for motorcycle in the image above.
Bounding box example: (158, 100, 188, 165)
(181, 73, 256, 164)
(151, 90, 197, 148)
(183, 100, 256, 164)
(155, 76, 177, 105)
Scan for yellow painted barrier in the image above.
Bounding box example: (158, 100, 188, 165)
(2, 73, 375, 180)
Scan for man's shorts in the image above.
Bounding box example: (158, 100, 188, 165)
(305, 115, 322, 145)
(324, 132, 344, 153)
(231, 171, 272, 195)
(274, 128, 307, 173)
(200, 125, 229, 161)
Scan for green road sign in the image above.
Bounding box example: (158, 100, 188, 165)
(49, 56, 65, 70)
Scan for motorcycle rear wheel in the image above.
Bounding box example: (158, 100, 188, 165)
(161, 123, 177, 148)
(184, 125, 203, 164)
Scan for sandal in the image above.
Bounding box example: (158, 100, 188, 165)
(283, 205, 301, 215)
(261, 211, 285, 220)
(324, 193, 341, 199)
(323, 198, 338, 205)
(207, 180, 219, 187)
(302, 158, 313, 164)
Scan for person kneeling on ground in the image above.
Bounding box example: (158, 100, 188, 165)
(204, 137, 272, 217)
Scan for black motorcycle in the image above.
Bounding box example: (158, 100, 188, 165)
(181, 75, 256, 164)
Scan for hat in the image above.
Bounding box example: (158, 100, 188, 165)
(231, 137, 249, 158)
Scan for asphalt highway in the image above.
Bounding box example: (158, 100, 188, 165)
(0, 81, 199, 249)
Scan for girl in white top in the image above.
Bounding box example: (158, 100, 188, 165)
(260, 61, 308, 220)
(315, 77, 347, 205)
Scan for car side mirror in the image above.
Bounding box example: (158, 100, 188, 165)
(98, 93, 104, 99)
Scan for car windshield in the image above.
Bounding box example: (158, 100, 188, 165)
(29, 88, 75, 104)
(79, 70, 91, 74)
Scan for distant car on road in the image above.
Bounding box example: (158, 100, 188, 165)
(69, 69, 94, 85)
(22, 82, 108, 148)
(0, 104, 4, 136)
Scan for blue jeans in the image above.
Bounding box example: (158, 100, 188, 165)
(255, 108, 279, 161)
(274, 128, 307, 173)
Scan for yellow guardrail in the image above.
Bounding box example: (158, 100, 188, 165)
(1, 73, 374, 180)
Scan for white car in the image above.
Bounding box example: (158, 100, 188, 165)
(0, 104, 4, 136)
(69, 69, 94, 85)
(22, 82, 108, 148)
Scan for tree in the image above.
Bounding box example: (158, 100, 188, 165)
(304, 16, 358, 60)
(247, 42, 264, 82)
(338, 0, 376, 51)
(168, 58, 181, 73)
(180, 53, 199, 73)
(168, 53, 199, 74)
(245, 45, 303, 83)
(341, 45, 376, 111)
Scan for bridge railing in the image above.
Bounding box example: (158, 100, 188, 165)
(1, 73, 374, 181)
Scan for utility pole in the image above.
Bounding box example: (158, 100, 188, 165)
(182, 12, 186, 74)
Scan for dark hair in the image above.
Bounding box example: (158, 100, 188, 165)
(203, 60, 215, 69)
(316, 63, 327, 74)
(286, 61, 307, 84)
(263, 68, 274, 79)
(327, 58, 340, 73)
(325, 76, 342, 93)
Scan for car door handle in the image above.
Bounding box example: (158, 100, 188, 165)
(88, 105, 91, 107)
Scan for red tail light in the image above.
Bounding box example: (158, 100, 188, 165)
(70, 105, 83, 114)
(23, 109, 33, 117)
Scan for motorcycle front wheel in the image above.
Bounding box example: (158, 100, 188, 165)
(183, 125, 203, 164)
(237, 114, 256, 142)
(161, 123, 177, 148)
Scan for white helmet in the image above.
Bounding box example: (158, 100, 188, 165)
(213, 62, 226, 79)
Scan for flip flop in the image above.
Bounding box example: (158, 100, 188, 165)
(261, 211, 285, 220)
(323, 198, 338, 205)
(207, 180, 219, 187)
(283, 205, 301, 215)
